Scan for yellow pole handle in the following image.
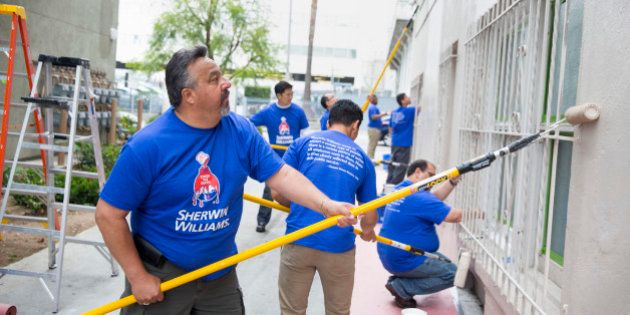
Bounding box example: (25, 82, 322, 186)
(360, 26, 409, 113)
(271, 144, 288, 150)
(84, 167, 459, 315)
(243, 193, 289, 213)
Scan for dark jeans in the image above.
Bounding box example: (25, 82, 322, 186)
(257, 184, 272, 226)
(386, 146, 411, 184)
(387, 252, 456, 300)
(121, 260, 244, 315)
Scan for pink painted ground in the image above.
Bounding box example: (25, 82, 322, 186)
(350, 225, 459, 315)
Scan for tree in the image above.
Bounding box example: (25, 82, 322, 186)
(142, 0, 278, 80)
(302, 0, 318, 114)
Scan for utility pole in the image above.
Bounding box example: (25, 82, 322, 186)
(285, 0, 292, 81)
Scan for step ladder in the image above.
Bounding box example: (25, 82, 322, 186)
(0, 54, 118, 313)
(0, 4, 48, 189)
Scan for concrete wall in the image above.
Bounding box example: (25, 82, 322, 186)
(0, 1, 118, 157)
(561, 0, 630, 313)
(0, 0, 119, 79)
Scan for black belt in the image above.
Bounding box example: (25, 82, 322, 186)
(133, 235, 166, 268)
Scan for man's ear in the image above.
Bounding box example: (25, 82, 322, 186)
(182, 88, 195, 105)
(353, 120, 360, 131)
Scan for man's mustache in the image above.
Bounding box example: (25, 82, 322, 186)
(221, 89, 230, 101)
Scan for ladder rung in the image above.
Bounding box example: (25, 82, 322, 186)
(0, 223, 57, 236)
(3, 159, 43, 168)
(4, 183, 65, 195)
(3, 213, 48, 222)
(7, 131, 51, 137)
(21, 141, 69, 153)
(21, 96, 70, 110)
(51, 168, 99, 179)
(0, 268, 56, 280)
(0, 71, 28, 77)
(53, 202, 96, 212)
(65, 236, 104, 246)
(53, 133, 93, 142)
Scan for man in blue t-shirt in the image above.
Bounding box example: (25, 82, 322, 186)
(378, 159, 462, 308)
(319, 92, 337, 131)
(366, 94, 389, 159)
(386, 93, 421, 184)
(250, 81, 309, 233)
(271, 100, 378, 315)
(95, 46, 357, 314)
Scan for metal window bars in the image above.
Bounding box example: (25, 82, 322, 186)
(455, 0, 573, 314)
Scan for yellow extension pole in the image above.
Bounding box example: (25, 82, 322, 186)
(360, 5, 420, 113)
(242, 193, 289, 213)
(271, 144, 288, 151)
(84, 167, 459, 315)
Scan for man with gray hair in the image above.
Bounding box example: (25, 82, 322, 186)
(319, 92, 337, 130)
(95, 46, 357, 314)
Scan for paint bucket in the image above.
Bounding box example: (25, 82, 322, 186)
(382, 153, 391, 170)
(401, 308, 427, 315)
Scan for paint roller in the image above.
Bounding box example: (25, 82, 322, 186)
(453, 103, 600, 288)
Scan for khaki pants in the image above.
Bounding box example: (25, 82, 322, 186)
(278, 244, 356, 315)
(367, 127, 381, 159)
(121, 260, 244, 315)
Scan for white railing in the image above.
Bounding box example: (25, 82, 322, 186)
(455, 0, 573, 314)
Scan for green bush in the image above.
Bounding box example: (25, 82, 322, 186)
(244, 86, 271, 99)
(2, 167, 47, 215)
(4, 143, 122, 213)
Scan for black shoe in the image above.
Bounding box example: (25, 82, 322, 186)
(256, 224, 266, 233)
(385, 283, 417, 308)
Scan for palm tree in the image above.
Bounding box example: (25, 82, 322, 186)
(302, 0, 318, 118)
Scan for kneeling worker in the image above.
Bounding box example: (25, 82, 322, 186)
(272, 99, 378, 315)
(377, 159, 462, 308)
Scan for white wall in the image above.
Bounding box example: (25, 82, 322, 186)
(561, 0, 630, 313)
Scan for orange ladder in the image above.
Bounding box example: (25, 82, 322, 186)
(0, 4, 47, 189)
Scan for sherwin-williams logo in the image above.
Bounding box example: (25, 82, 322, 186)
(278, 116, 291, 136)
(192, 152, 220, 207)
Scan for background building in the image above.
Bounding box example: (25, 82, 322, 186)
(389, 0, 630, 313)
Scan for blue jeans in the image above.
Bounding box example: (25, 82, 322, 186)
(387, 252, 456, 299)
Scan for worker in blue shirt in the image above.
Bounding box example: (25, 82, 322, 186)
(95, 46, 356, 314)
(250, 81, 309, 232)
(386, 93, 421, 184)
(319, 92, 337, 130)
(378, 159, 462, 308)
(366, 94, 389, 159)
(272, 100, 378, 315)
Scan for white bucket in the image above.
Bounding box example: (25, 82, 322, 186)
(400, 308, 427, 315)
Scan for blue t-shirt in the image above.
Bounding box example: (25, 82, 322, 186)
(377, 179, 451, 273)
(367, 104, 382, 129)
(100, 109, 284, 280)
(283, 130, 377, 253)
(389, 106, 416, 147)
(250, 103, 309, 156)
(320, 110, 329, 131)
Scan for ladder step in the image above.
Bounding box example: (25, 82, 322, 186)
(7, 131, 51, 138)
(0, 222, 57, 236)
(21, 96, 70, 110)
(53, 133, 93, 142)
(51, 168, 99, 179)
(21, 141, 69, 153)
(53, 202, 96, 212)
(38, 54, 90, 69)
(3, 213, 48, 222)
(3, 183, 65, 195)
(3, 159, 43, 169)
(0, 268, 56, 280)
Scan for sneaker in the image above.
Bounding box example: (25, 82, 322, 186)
(256, 224, 266, 233)
(385, 283, 417, 308)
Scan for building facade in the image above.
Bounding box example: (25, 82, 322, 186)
(389, 0, 630, 313)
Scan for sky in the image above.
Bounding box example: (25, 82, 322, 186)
(115, 0, 408, 91)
